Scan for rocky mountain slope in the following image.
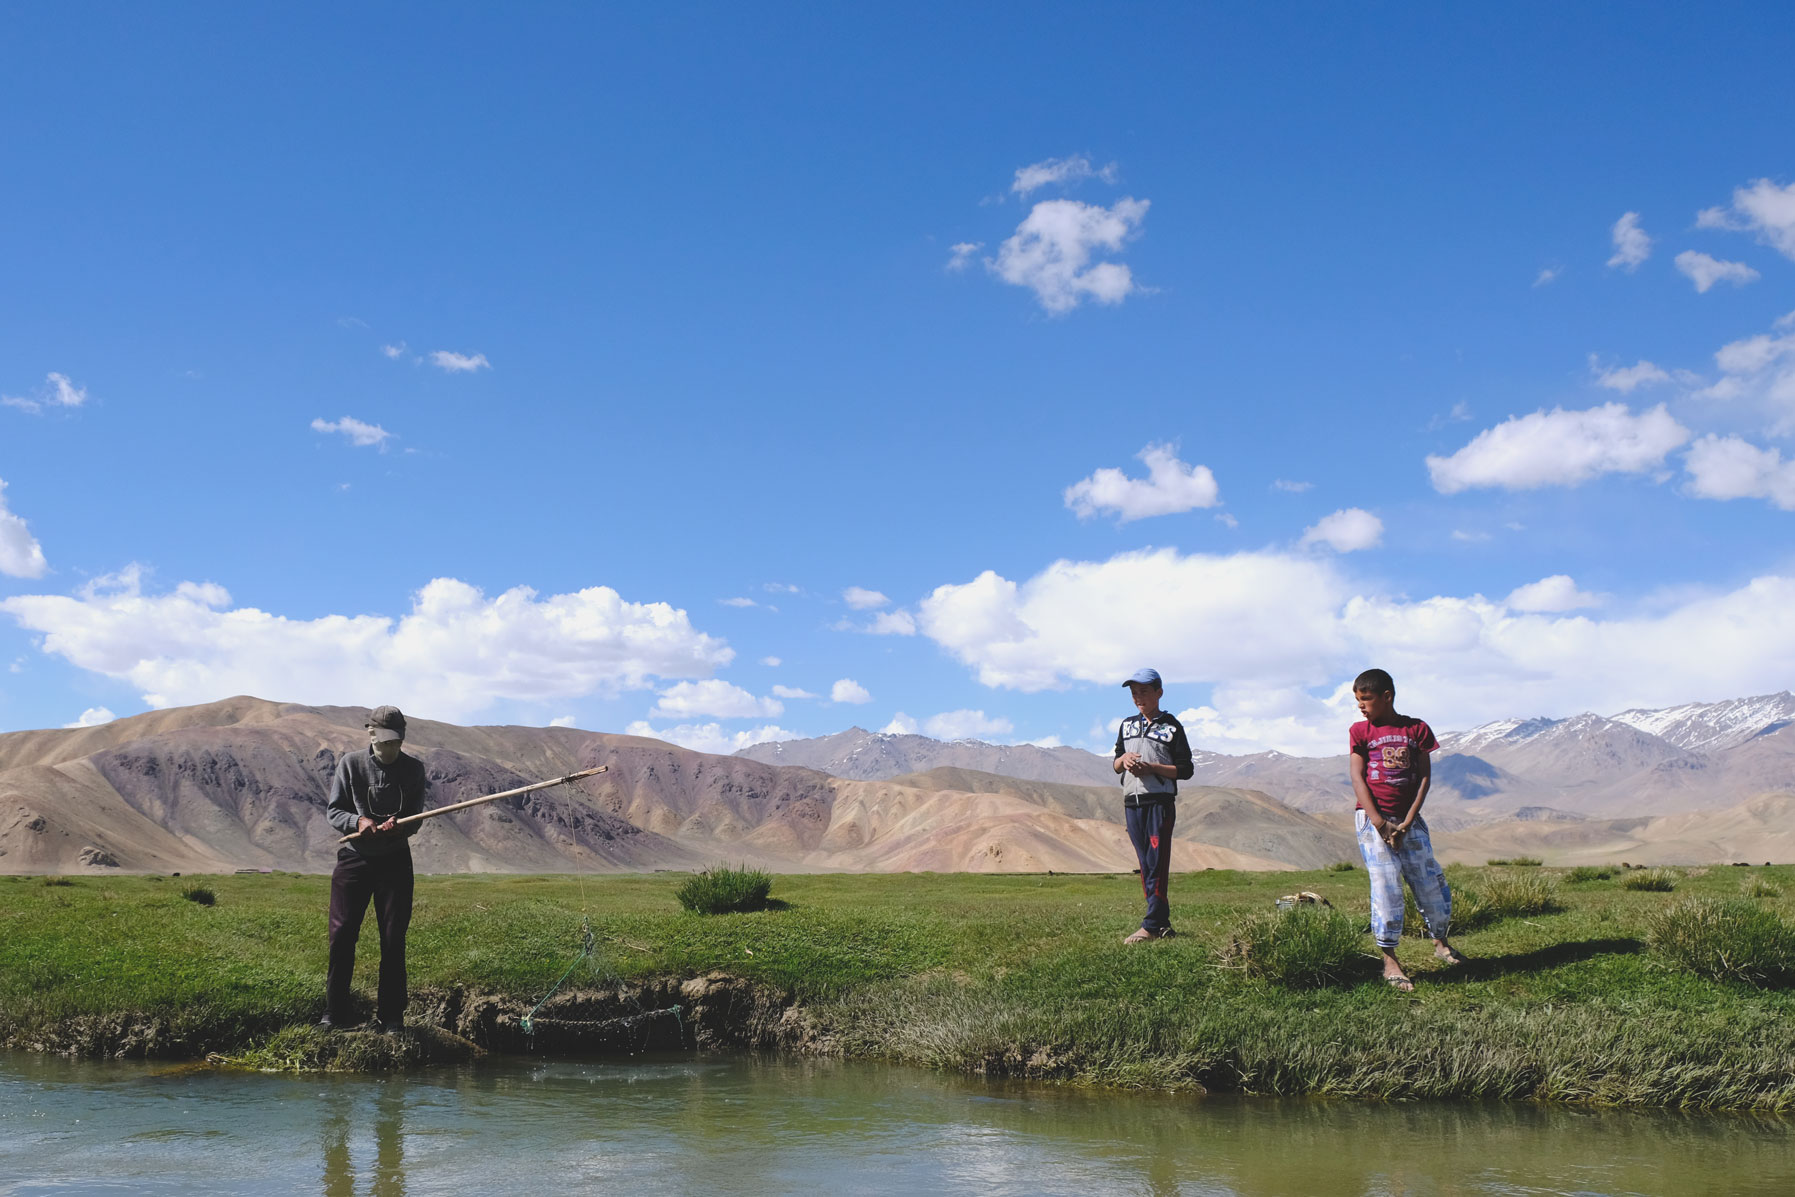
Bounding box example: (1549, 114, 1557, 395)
(737, 727, 1118, 786)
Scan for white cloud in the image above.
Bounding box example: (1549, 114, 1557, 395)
(771, 684, 816, 699)
(429, 350, 490, 373)
(1299, 508, 1383, 553)
(1607, 211, 1652, 271)
(1064, 443, 1219, 522)
(917, 548, 1347, 694)
(1591, 357, 1672, 393)
(1214, 512, 1239, 529)
(868, 610, 917, 636)
(843, 587, 889, 610)
(946, 242, 983, 271)
(989, 197, 1149, 313)
(1506, 575, 1602, 613)
(1021, 735, 1063, 748)
(548, 715, 578, 728)
(720, 597, 758, 608)
(63, 706, 116, 729)
(922, 709, 1014, 740)
(1272, 479, 1313, 493)
(831, 678, 872, 704)
(1011, 155, 1118, 196)
(1675, 251, 1760, 293)
(881, 713, 919, 735)
(1696, 313, 1795, 432)
(1697, 178, 1795, 260)
(914, 545, 1795, 753)
(1427, 403, 1689, 493)
(1684, 434, 1795, 510)
(381, 343, 406, 359)
(1534, 267, 1561, 287)
(311, 416, 393, 449)
(3, 372, 89, 415)
(1451, 530, 1491, 543)
(760, 656, 782, 667)
(0, 569, 732, 722)
(652, 679, 782, 719)
(623, 720, 796, 755)
(0, 479, 49, 579)
(763, 582, 801, 595)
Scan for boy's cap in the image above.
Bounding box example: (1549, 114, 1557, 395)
(366, 705, 407, 742)
(1122, 668, 1162, 687)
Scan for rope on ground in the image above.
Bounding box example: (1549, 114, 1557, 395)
(521, 916, 595, 1035)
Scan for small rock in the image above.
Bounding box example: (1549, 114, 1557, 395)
(78, 846, 121, 868)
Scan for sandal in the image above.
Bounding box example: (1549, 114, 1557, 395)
(1435, 946, 1466, 965)
(1384, 973, 1414, 992)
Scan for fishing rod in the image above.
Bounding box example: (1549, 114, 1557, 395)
(337, 765, 610, 842)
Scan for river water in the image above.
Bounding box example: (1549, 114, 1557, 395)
(3, 1051, 1792, 1195)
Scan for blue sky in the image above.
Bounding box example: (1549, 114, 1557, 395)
(4, 3, 1795, 755)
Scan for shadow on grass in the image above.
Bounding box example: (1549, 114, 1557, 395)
(1424, 937, 1645, 984)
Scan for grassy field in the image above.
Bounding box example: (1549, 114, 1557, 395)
(6, 864, 1795, 1107)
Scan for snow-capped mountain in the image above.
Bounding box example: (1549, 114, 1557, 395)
(1610, 692, 1795, 752)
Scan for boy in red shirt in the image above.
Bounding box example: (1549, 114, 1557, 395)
(1348, 668, 1464, 990)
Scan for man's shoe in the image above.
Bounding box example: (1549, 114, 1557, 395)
(316, 1015, 337, 1030)
(373, 1020, 402, 1035)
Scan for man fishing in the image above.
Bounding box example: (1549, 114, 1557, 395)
(321, 705, 430, 1032)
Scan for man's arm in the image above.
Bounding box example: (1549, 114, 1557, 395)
(1169, 724, 1194, 782)
(325, 756, 366, 836)
(397, 760, 429, 839)
(1114, 723, 1130, 775)
(1349, 752, 1387, 833)
(1396, 750, 1431, 831)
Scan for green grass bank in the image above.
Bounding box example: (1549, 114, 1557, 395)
(7, 865, 1795, 1108)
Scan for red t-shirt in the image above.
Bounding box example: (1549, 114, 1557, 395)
(1349, 716, 1438, 818)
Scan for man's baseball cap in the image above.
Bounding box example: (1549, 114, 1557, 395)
(366, 705, 407, 742)
(1122, 668, 1162, 687)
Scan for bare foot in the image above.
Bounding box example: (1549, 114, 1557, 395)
(1384, 972, 1414, 991)
(1123, 928, 1153, 944)
(1434, 944, 1466, 965)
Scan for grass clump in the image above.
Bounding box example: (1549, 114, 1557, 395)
(1402, 871, 1563, 937)
(41, 877, 74, 888)
(1325, 860, 1356, 872)
(1486, 857, 1543, 867)
(1745, 877, 1783, 899)
(676, 864, 773, 914)
(1623, 869, 1679, 892)
(216, 1024, 481, 1072)
(1218, 905, 1370, 988)
(181, 885, 217, 906)
(1648, 898, 1795, 988)
(1567, 866, 1615, 883)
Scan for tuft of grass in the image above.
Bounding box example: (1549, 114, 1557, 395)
(676, 864, 773, 914)
(42, 877, 75, 888)
(1402, 871, 1562, 937)
(1623, 869, 1679, 892)
(1745, 877, 1783, 899)
(1486, 857, 1543, 867)
(1567, 866, 1615, 883)
(181, 885, 217, 906)
(215, 1024, 481, 1072)
(1648, 898, 1795, 988)
(1325, 861, 1356, 872)
(1218, 905, 1371, 987)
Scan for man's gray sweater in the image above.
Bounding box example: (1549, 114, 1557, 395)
(326, 747, 430, 857)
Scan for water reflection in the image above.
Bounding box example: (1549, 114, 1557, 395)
(2, 1051, 1793, 1195)
(321, 1081, 406, 1197)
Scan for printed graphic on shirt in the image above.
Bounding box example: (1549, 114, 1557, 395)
(1379, 744, 1410, 771)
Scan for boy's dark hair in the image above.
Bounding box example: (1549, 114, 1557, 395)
(1353, 668, 1395, 695)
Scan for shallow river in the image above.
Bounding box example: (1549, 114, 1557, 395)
(4, 1051, 1793, 1195)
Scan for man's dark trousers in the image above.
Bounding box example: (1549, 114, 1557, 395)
(326, 846, 414, 1025)
(1126, 801, 1175, 932)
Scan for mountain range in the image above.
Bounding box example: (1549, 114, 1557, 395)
(743, 692, 1795, 826)
(0, 698, 1350, 876)
(8, 691, 1795, 876)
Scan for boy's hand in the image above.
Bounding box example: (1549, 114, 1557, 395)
(357, 816, 377, 836)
